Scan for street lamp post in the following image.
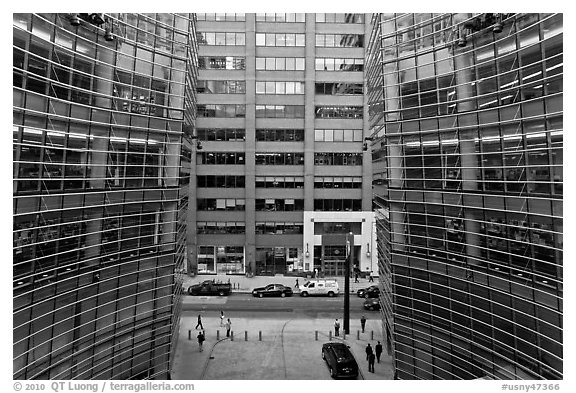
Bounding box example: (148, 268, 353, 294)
(344, 232, 353, 334)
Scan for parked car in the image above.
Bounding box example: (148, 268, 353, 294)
(363, 297, 380, 311)
(321, 342, 359, 379)
(252, 284, 293, 298)
(363, 286, 380, 298)
(356, 285, 378, 298)
(299, 280, 339, 297)
(188, 280, 232, 296)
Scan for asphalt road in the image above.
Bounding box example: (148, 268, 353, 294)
(181, 293, 377, 319)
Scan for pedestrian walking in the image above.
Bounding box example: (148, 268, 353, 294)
(354, 273, 359, 283)
(334, 318, 340, 337)
(314, 268, 318, 278)
(368, 271, 374, 283)
(365, 343, 373, 361)
(197, 330, 205, 352)
(295, 278, 299, 289)
(225, 318, 231, 337)
(375, 341, 383, 363)
(368, 352, 375, 373)
(219, 310, 225, 326)
(360, 315, 367, 333)
(195, 314, 203, 330)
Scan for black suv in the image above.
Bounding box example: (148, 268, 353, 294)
(321, 342, 359, 379)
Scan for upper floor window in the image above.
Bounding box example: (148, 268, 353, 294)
(315, 34, 364, 47)
(197, 80, 246, 94)
(256, 33, 305, 47)
(315, 58, 364, 71)
(315, 106, 363, 119)
(256, 81, 305, 95)
(314, 129, 363, 142)
(197, 175, 245, 188)
(256, 105, 305, 118)
(197, 152, 245, 165)
(314, 176, 363, 188)
(256, 13, 305, 22)
(255, 199, 305, 211)
(255, 153, 304, 165)
(198, 56, 245, 70)
(316, 14, 365, 23)
(197, 104, 246, 118)
(256, 129, 304, 142)
(197, 198, 246, 211)
(256, 57, 305, 71)
(314, 153, 363, 166)
(315, 82, 363, 95)
(256, 176, 304, 188)
(197, 128, 245, 141)
(197, 13, 246, 21)
(198, 32, 245, 46)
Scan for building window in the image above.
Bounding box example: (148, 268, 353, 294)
(314, 129, 363, 142)
(314, 176, 362, 188)
(315, 106, 363, 119)
(255, 222, 304, 234)
(198, 56, 246, 70)
(196, 13, 246, 21)
(256, 57, 305, 71)
(197, 199, 246, 211)
(256, 33, 305, 47)
(197, 80, 246, 94)
(255, 153, 304, 165)
(255, 199, 304, 211)
(197, 175, 245, 188)
(315, 82, 363, 95)
(256, 129, 304, 142)
(316, 14, 365, 23)
(315, 34, 364, 47)
(256, 81, 305, 94)
(314, 199, 362, 211)
(197, 129, 245, 141)
(256, 13, 305, 22)
(198, 32, 246, 46)
(197, 152, 245, 165)
(197, 222, 245, 234)
(197, 104, 246, 118)
(255, 176, 304, 188)
(256, 105, 305, 118)
(315, 58, 364, 71)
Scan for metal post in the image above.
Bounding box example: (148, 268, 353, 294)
(259, 331, 262, 341)
(329, 331, 332, 340)
(231, 331, 234, 341)
(371, 331, 374, 340)
(188, 330, 191, 340)
(245, 331, 248, 341)
(217, 330, 220, 340)
(315, 331, 318, 341)
(357, 330, 360, 340)
(343, 332, 346, 340)
(344, 232, 353, 334)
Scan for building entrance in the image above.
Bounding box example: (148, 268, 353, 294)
(323, 245, 347, 276)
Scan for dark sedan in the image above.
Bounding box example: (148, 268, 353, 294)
(363, 297, 380, 311)
(321, 342, 359, 379)
(356, 285, 378, 298)
(252, 284, 293, 298)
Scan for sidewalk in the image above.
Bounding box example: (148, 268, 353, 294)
(172, 315, 394, 380)
(183, 273, 378, 294)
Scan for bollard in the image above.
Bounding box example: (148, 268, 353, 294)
(371, 331, 374, 340)
(245, 331, 248, 341)
(217, 330, 220, 340)
(357, 330, 360, 340)
(343, 332, 346, 340)
(329, 331, 332, 340)
(231, 331, 234, 341)
(315, 331, 318, 341)
(259, 331, 262, 341)
(188, 330, 191, 340)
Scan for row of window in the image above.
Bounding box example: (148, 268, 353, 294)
(196, 13, 246, 21)
(197, 175, 245, 188)
(255, 199, 305, 211)
(196, 128, 246, 141)
(198, 56, 246, 70)
(197, 222, 245, 234)
(194, 13, 365, 23)
(315, 58, 364, 71)
(315, 106, 363, 119)
(314, 153, 363, 166)
(256, 13, 306, 22)
(197, 80, 246, 94)
(197, 199, 245, 211)
(313, 199, 362, 211)
(257, 81, 305, 95)
(256, 129, 304, 142)
(256, 105, 305, 118)
(316, 34, 364, 48)
(316, 14, 365, 23)
(197, 104, 245, 118)
(196, 105, 363, 119)
(314, 176, 363, 188)
(314, 129, 364, 142)
(256, 33, 306, 47)
(315, 82, 363, 95)
(255, 222, 304, 234)
(197, 152, 245, 165)
(256, 57, 305, 71)
(198, 32, 246, 46)
(255, 176, 304, 188)
(255, 153, 305, 165)
(198, 56, 362, 72)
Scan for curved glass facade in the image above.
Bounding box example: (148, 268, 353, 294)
(13, 13, 197, 379)
(367, 13, 562, 379)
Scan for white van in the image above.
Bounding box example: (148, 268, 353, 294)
(299, 280, 339, 297)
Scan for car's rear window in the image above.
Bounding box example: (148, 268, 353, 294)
(332, 345, 351, 358)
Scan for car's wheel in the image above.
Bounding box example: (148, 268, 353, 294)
(327, 291, 335, 297)
(259, 293, 263, 298)
(301, 291, 308, 297)
(281, 292, 286, 298)
(218, 290, 225, 296)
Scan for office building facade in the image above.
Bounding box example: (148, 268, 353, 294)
(367, 13, 562, 379)
(189, 13, 376, 277)
(13, 13, 198, 379)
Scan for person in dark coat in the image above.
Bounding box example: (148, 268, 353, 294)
(360, 315, 367, 333)
(368, 352, 376, 373)
(365, 343, 373, 360)
(375, 341, 383, 363)
(334, 318, 340, 336)
(225, 318, 231, 337)
(197, 330, 205, 352)
(195, 314, 204, 330)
